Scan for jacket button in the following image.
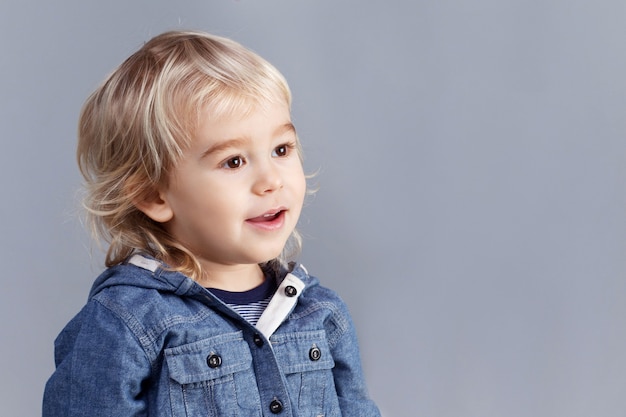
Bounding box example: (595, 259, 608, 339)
(309, 345, 321, 361)
(269, 399, 283, 414)
(253, 333, 264, 347)
(284, 285, 297, 297)
(206, 353, 222, 368)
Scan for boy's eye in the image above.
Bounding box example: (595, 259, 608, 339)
(272, 143, 293, 157)
(223, 156, 244, 169)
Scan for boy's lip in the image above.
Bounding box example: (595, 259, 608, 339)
(245, 207, 288, 231)
(246, 207, 288, 223)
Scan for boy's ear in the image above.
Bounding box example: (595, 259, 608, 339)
(133, 189, 174, 223)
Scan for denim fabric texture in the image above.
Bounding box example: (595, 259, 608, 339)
(43, 256, 381, 417)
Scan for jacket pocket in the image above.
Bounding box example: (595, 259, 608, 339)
(271, 330, 341, 416)
(165, 331, 261, 417)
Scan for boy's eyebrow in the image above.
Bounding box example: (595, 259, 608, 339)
(275, 122, 296, 137)
(200, 122, 296, 158)
(200, 137, 248, 158)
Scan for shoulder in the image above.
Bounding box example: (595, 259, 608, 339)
(76, 263, 214, 347)
(286, 265, 355, 346)
(89, 264, 186, 319)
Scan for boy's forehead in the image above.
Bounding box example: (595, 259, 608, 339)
(200, 98, 290, 123)
(200, 93, 289, 120)
(194, 101, 292, 142)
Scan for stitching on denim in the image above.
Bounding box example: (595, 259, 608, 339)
(288, 301, 349, 348)
(91, 297, 155, 366)
(144, 307, 218, 344)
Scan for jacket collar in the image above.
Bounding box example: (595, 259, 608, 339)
(88, 254, 315, 304)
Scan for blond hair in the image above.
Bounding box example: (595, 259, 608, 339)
(77, 30, 302, 280)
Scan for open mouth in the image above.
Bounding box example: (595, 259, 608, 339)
(247, 209, 286, 224)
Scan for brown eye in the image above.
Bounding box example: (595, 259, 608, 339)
(272, 143, 292, 157)
(224, 156, 243, 169)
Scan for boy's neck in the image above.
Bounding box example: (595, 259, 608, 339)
(197, 263, 265, 292)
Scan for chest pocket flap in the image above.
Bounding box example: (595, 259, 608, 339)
(165, 331, 252, 385)
(271, 329, 335, 374)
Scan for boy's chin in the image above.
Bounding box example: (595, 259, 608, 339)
(258, 247, 289, 265)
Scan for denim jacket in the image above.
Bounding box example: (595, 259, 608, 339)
(43, 255, 381, 417)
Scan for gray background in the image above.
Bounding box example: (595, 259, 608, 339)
(2, 1, 625, 416)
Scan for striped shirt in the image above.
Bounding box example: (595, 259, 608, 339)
(208, 277, 277, 326)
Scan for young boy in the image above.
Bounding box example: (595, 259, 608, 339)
(43, 30, 381, 417)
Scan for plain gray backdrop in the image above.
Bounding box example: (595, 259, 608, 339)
(2, 1, 625, 416)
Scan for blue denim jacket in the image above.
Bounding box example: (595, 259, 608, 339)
(43, 255, 381, 417)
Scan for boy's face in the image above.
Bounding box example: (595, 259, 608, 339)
(145, 101, 306, 275)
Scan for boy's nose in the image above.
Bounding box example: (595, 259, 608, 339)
(252, 162, 283, 195)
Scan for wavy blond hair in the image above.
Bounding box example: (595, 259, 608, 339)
(77, 30, 302, 280)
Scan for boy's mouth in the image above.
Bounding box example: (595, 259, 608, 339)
(246, 209, 286, 223)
